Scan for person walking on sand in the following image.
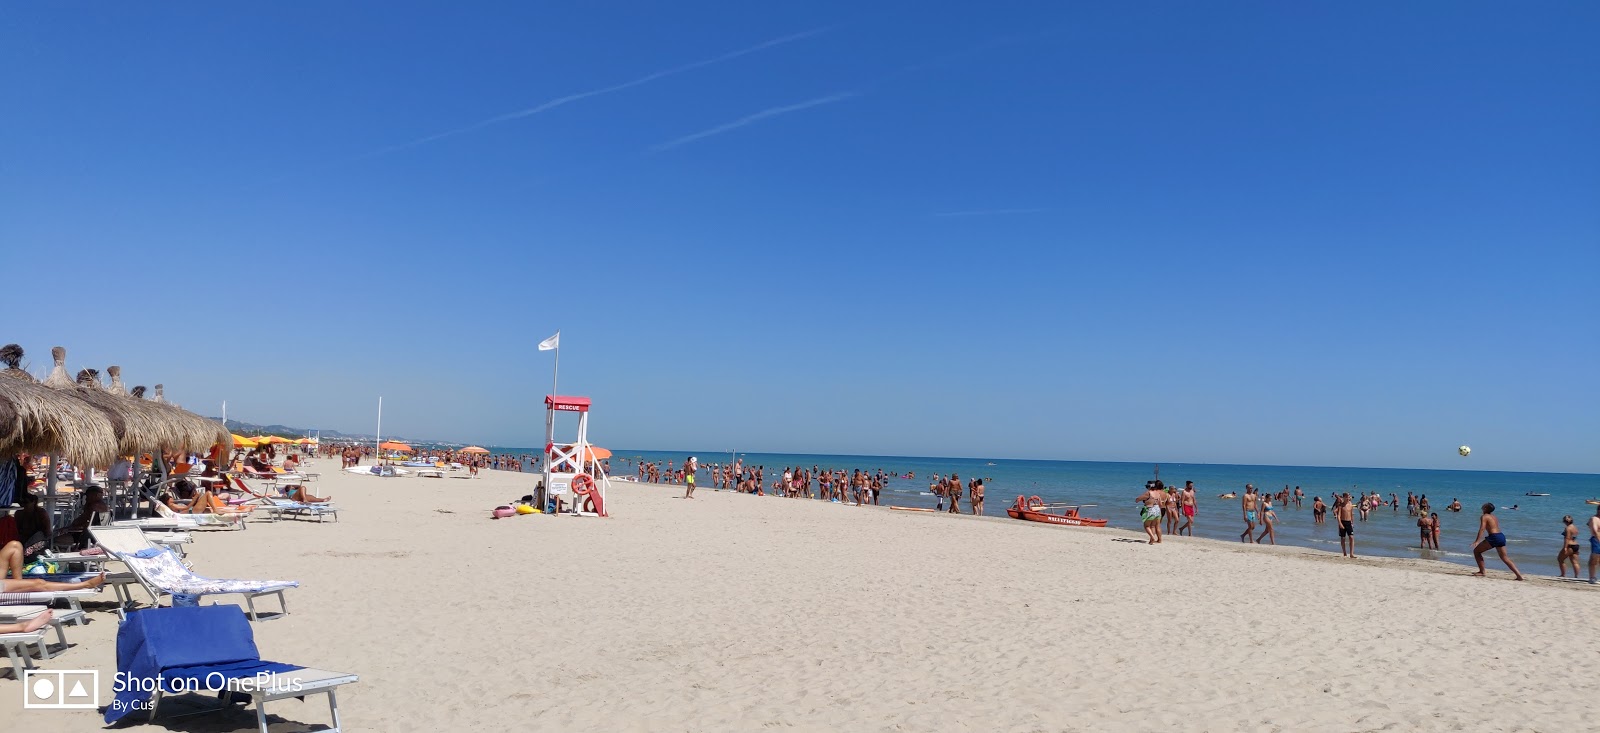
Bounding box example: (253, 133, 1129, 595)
(1336, 493, 1357, 558)
(1239, 485, 1258, 543)
(1255, 496, 1278, 545)
(970, 478, 985, 516)
(1137, 481, 1164, 544)
(947, 474, 962, 514)
(1162, 486, 1181, 537)
(1587, 505, 1600, 584)
(1557, 515, 1581, 578)
(1471, 503, 1524, 580)
(1179, 481, 1196, 536)
(683, 456, 698, 499)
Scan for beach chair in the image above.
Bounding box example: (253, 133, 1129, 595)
(88, 527, 298, 621)
(260, 497, 339, 523)
(228, 476, 338, 522)
(1, 625, 50, 679)
(106, 605, 358, 732)
(0, 604, 84, 664)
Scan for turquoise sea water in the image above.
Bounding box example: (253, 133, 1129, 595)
(488, 448, 1600, 573)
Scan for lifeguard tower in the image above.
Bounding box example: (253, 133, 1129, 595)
(541, 395, 608, 516)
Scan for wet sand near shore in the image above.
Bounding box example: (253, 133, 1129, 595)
(10, 457, 1597, 732)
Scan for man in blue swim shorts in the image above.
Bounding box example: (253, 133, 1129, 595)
(1239, 485, 1258, 544)
(1471, 503, 1524, 581)
(1588, 505, 1600, 584)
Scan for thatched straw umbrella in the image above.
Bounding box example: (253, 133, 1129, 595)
(44, 360, 180, 468)
(0, 344, 117, 467)
(0, 382, 18, 446)
(129, 379, 233, 456)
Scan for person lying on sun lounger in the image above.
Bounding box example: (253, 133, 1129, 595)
(0, 609, 54, 635)
(284, 484, 330, 504)
(187, 488, 253, 516)
(2, 540, 107, 591)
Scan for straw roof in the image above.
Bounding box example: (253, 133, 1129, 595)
(0, 344, 118, 466)
(0, 385, 18, 445)
(136, 381, 233, 453)
(52, 355, 184, 457)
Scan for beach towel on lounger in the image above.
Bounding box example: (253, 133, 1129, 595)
(106, 605, 301, 724)
(125, 547, 298, 597)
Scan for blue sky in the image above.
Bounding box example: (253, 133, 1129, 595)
(4, 2, 1596, 472)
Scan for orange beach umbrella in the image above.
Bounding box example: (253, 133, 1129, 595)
(379, 441, 412, 452)
(554, 444, 611, 461)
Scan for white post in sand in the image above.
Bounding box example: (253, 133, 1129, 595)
(375, 396, 383, 467)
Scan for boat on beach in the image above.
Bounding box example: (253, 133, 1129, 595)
(1006, 495, 1108, 527)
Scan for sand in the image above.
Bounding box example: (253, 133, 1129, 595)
(8, 456, 1598, 732)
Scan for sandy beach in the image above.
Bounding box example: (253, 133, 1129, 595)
(9, 456, 1598, 732)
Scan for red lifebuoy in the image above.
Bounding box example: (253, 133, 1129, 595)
(571, 474, 596, 494)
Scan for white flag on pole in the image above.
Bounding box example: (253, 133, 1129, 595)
(538, 332, 560, 351)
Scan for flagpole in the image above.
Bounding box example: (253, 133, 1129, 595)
(551, 330, 560, 398)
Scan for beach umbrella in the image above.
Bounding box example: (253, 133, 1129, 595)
(555, 444, 611, 461)
(379, 441, 412, 452)
(41, 351, 185, 458)
(0, 344, 118, 467)
(140, 382, 234, 453)
(0, 393, 17, 445)
(460, 446, 490, 454)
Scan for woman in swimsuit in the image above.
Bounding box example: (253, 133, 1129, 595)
(1255, 498, 1277, 545)
(1431, 513, 1441, 549)
(1558, 515, 1581, 578)
(1471, 503, 1524, 580)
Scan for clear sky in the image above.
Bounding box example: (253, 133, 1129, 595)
(4, 2, 1596, 473)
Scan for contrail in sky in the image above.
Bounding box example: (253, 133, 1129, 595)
(933, 208, 1049, 217)
(648, 92, 856, 152)
(363, 27, 829, 158)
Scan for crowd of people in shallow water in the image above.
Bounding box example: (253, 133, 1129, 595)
(629, 458, 1600, 583)
(629, 458, 991, 514)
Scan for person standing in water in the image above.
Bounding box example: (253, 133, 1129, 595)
(1471, 503, 1524, 581)
(969, 479, 985, 516)
(1557, 515, 1581, 578)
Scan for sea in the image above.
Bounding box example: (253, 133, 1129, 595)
(484, 448, 1600, 573)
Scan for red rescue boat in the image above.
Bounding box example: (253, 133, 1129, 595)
(1006, 495, 1108, 527)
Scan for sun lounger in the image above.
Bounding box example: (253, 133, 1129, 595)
(106, 605, 358, 731)
(261, 498, 339, 523)
(89, 527, 297, 621)
(0, 604, 85, 660)
(1, 625, 49, 679)
(0, 589, 101, 612)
